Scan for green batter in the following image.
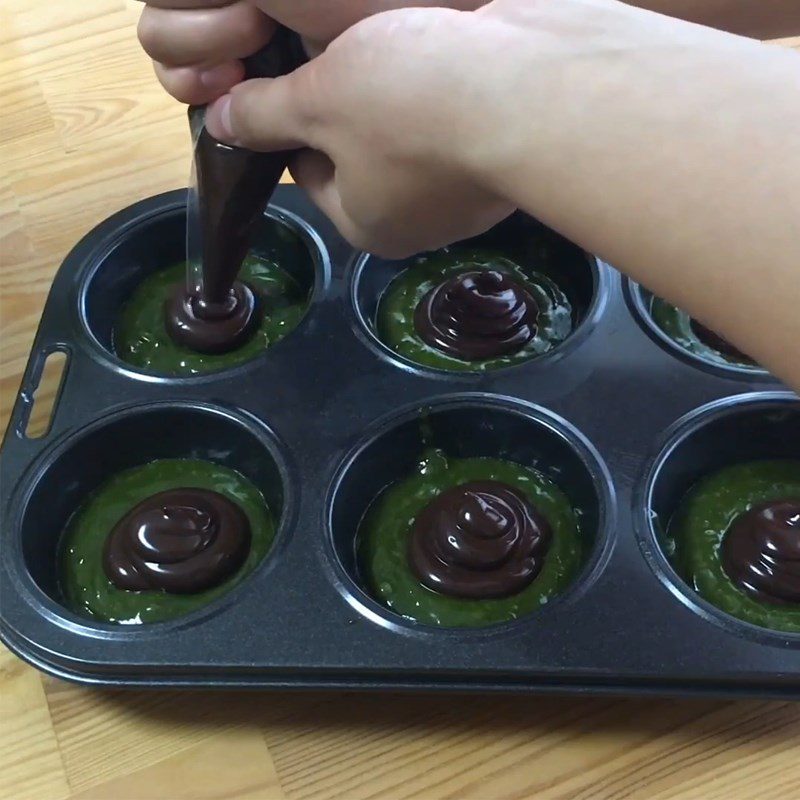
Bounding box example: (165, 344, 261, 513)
(665, 460, 800, 631)
(115, 254, 310, 376)
(358, 449, 585, 627)
(377, 249, 573, 372)
(649, 295, 760, 370)
(61, 459, 275, 624)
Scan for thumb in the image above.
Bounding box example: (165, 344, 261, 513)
(205, 66, 320, 152)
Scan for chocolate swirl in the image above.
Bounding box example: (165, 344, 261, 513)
(721, 500, 800, 604)
(690, 320, 755, 365)
(104, 488, 251, 594)
(165, 280, 261, 355)
(166, 28, 305, 357)
(414, 270, 538, 360)
(409, 480, 552, 599)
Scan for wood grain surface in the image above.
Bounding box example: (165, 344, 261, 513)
(2, 4, 799, 799)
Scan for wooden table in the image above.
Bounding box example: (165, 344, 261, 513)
(2, 4, 799, 798)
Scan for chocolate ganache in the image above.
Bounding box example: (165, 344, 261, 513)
(690, 320, 754, 364)
(721, 500, 800, 604)
(166, 279, 260, 355)
(414, 270, 539, 360)
(165, 28, 305, 355)
(103, 488, 251, 594)
(409, 480, 552, 599)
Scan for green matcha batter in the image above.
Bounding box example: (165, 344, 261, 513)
(61, 459, 275, 624)
(358, 449, 585, 627)
(115, 254, 309, 376)
(665, 460, 800, 631)
(377, 249, 573, 372)
(649, 296, 760, 370)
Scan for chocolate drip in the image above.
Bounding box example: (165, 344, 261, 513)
(104, 488, 251, 594)
(414, 270, 538, 360)
(721, 499, 800, 604)
(165, 28, 305, 354)
(690, 320, 755, 364)
(409, 480, 552, 599)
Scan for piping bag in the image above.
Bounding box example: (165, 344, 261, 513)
(166, 27, 307, 354)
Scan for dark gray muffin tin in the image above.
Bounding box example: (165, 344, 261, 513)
(2, 185, 799, 695)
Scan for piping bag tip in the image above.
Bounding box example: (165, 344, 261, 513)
(177, 28, 307, 354)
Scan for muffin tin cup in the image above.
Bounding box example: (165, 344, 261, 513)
(636, 392, 800, 646)
(624, 280, 771, 380)
(81, 198, 331, 383)
(3, 186, 800, 695)
(4, 401, 295, 639)
(350, 212, 610, 379)
(326, 395, 616, 637)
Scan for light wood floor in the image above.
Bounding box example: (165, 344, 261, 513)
(2, 3, 800, 799)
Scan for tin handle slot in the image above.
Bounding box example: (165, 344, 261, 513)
(23, 349, 69, 439)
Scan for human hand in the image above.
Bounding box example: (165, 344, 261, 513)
(202, 0, 752, 257)
(204, 5, 518, 257)
(136, 1, 486, 106)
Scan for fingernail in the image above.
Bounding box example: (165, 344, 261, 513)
(219, 95, 234, 139)
(206, 95, 235, 143)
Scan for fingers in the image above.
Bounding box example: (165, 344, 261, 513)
(138, 1, 274, 67)
(153, 60, 244, 104)
(139, 0, 274, 105)
(290, 150, 366, 247)
(205, 68, 319, 151)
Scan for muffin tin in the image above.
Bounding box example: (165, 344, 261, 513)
(2, 186, 800, 696)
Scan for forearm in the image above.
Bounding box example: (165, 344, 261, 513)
(470, 3, 800, 383)
(627, 0, 800, 38)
